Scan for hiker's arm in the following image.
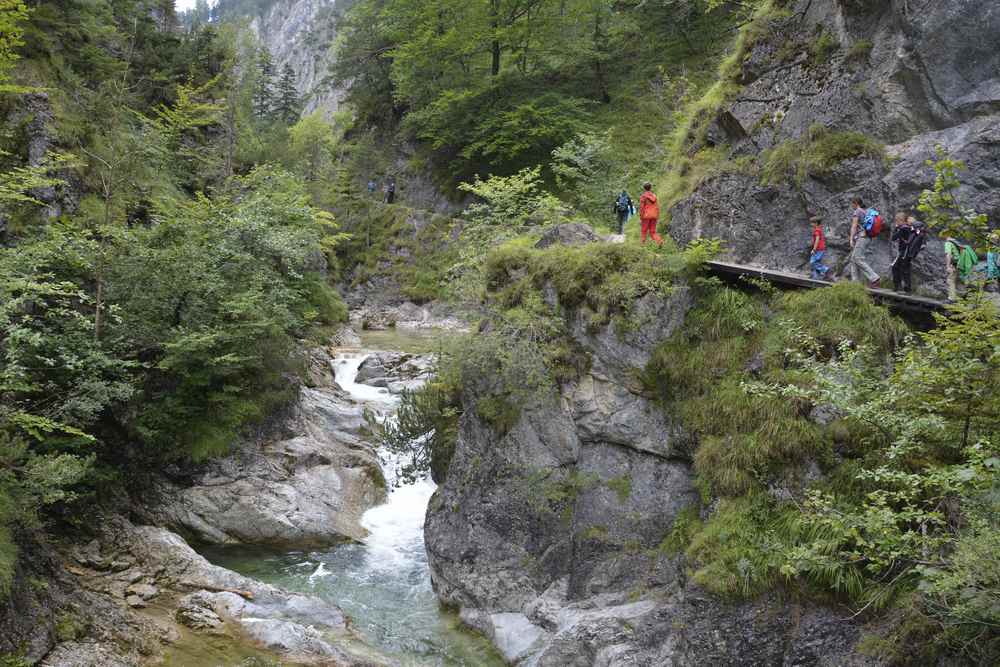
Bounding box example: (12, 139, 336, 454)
(850, 219, 859, 247)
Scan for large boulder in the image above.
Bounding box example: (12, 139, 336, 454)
(55, 516, 389, 666)
(534, 223, 600, 249)
(151, 348, 385, 547)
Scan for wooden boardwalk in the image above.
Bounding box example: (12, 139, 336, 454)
(706, 260, 947, 313)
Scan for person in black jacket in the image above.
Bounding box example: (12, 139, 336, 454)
(890, 212, 926, 293)
(612, 190, 634, 235)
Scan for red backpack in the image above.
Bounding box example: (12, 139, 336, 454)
(863, 208, 883, 237)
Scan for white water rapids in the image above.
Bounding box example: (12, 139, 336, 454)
(333, 352, 439, 577)
(204, 347, 502, 666)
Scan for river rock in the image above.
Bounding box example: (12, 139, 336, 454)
(151, 384, 385, 546)
(176, 592, 224, 631)
(356, 351, 435, 394)
(39, 641, 135, 667)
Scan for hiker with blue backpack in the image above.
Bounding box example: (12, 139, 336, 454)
(848, 197, 882, 288)
(612, 190, 635, 235)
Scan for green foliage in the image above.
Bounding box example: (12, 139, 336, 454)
(762, 282, 907, 362)
(54, 612, 86, 642)
(846, 39, 873, 64)
(607, 475, 632, 503)
(335, 0, 751, 180)
(550, 131, 622, 223)
(0, 0, 28, 91)
(287, 111, 346, 182)
(660, 0, 786, 211)
(760, 124, 885, 185)
(685, 494, 789, 597)
(918, 149, 990, 247)
(645, 281, 904, 502)
(368, 357, 462, 484)
(744, 293, 1000, 657)
(806, 29, 838, 67)
(460, 167, 562, 229)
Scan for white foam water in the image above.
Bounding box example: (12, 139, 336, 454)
(204, 349, 502, 665)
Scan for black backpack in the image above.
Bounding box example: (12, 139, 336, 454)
(616, 193, 630, 213)
(907, 224, 927, 259)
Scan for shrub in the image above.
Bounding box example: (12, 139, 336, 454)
(761, 124, 885, 184)
(686, 495, 790, 597)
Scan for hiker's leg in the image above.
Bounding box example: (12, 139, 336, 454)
(892, 259, 902, 290)
(856, 237, 879, 282)
(641, 219, 651, 244)
(650, 220, 663, 245)
(901, 259, 913, 292)
(810, 252, 820, 279)
(946, 263, 959, 301)
(617, 212, 626, 235)
(849, 246, 862, 282)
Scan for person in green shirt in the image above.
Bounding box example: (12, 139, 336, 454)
(944, 237, 979, 302)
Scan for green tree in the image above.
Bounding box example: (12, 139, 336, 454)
(288, 111, 341, 181)
(0, 0, 28, 92)
(918, 149, 990, 247)
(252, 47, 275, 119)
(275, 63, 300, 124)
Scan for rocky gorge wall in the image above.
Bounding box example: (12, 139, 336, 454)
(423, 280, 873, 665)
(668, 0, 1000, 297)
(251, 0, 350, 116)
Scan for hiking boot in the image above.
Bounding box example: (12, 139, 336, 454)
(868, 279, 880, 289)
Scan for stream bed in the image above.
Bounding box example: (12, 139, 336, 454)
(202, 330, 503, 666)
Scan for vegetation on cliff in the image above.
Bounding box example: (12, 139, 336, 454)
(0, 0, 347, 606)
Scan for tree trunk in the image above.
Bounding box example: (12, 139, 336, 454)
(491, 0, 501, 76)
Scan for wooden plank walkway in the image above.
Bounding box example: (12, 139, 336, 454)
(706, 260, 947, 313)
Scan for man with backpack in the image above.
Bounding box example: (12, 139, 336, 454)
(890, 212, 927, 293)
(612, 190, 635, 235)
(383, 176, 396, 204)
(848, 197, 882, 288)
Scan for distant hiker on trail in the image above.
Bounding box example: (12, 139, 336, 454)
(383, 176, 396, 204)
(809, 216, 831, 280)
(367, 179, 377, 195)
(613, 190, 635, 235)
(890, 212, 926, 294)
(944, 237, 978, 302)
(848, 197, 882, 288)
(638, 182, 662, 245)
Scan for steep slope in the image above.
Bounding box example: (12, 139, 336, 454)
(667, 0, 1000, 296)
(423, 238, 883, 665)
(252, 0, 350, 115)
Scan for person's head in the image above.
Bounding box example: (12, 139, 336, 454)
(851, 197, 865, 209)
(907, 215, 920, 226)
(810, 216, 822, 228)
(643, 182, 652, 191)
(894, 211, 907, 225)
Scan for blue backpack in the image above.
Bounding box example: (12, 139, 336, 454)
(863, 208, 883, 237)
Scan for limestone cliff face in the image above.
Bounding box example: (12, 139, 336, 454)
(424, 286, 871, 665)
(251, 0, 351, 115)
(669, 0, 1000, 296)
